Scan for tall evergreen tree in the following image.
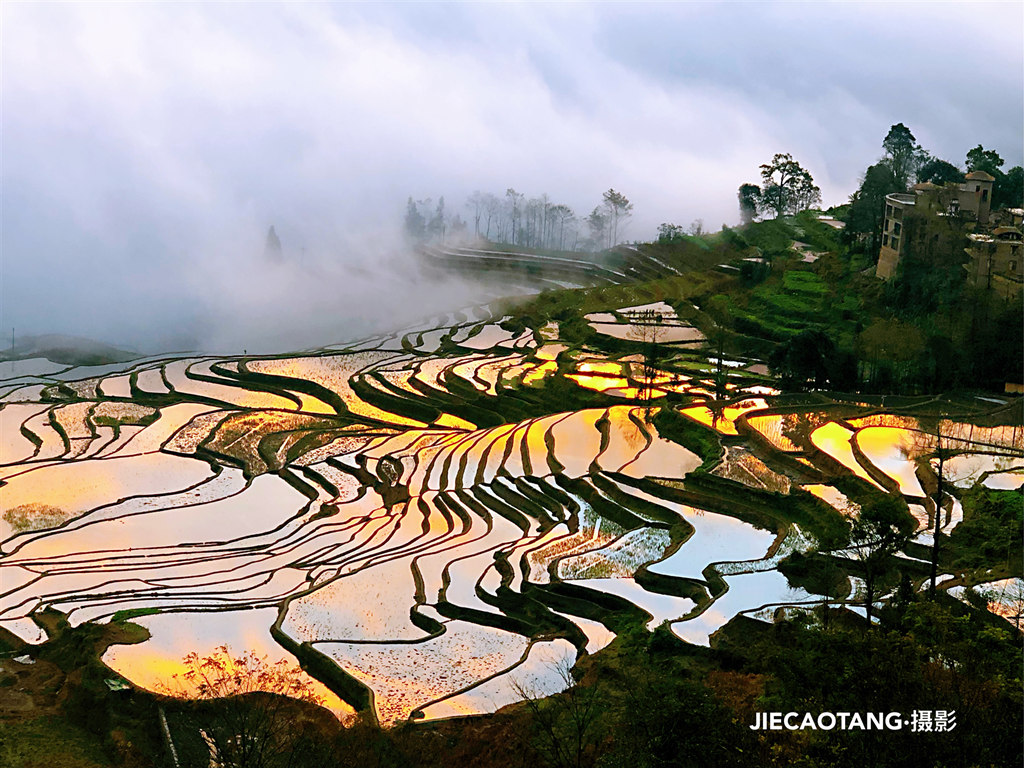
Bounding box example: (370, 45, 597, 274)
(737, 183, 760, 225)
(881, 123, 926, 189)
(404, 197, 426, 242)
(601, 188, 633, 246)
(847, 163, 900, 256)
(916, 156, 963, 185)
(264, 225, 282, 260)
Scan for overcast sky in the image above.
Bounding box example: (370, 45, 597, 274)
(2, 2, 1021, 352)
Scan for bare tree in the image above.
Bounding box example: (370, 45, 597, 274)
(848, 496, 914, 626)
(511, 659, 601, 768)
(928, 422, 947, 595)
(506, 188, 524, 245)
(601, 189, 633, 246)
(550, 204, 574, 250)
(483, 192, 501, 240)
(627, 308, 665, 411)
(162, 645, 328, 768)
(466, 191, 486, 237)
(586, 207, 607, 251)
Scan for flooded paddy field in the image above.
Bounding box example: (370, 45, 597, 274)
(2, 305, 1021, 726)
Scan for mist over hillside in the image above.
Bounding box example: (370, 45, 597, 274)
(2, 2, 1020, 353)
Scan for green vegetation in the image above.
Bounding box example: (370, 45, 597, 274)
(110, 607, 161, 623)
(2, 504, 73, 533)
(0, 716, 117, 768)
(948, 487, 1024, 576)
(737, 153, 822, 221)
(651, 407, 721, 470)
(3, 121, 1022, 768)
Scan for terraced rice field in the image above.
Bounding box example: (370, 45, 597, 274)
(2, 307, 1021, 725)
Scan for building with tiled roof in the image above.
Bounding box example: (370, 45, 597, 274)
(875, 171, 995, 280)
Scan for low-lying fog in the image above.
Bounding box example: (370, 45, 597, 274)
(2, 3, 1020, 355)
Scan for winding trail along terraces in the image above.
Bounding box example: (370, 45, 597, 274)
(1, 305, 1021, 726)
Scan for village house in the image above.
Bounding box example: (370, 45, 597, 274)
(964, 225, 1024, 299)
(875, 170, 996, 280)
(875, 172, 1022, 297)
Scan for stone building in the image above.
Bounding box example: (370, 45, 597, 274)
(964, 226, 1023, 299)
(875, 171, 1003, 283)
(875, 193, 916, 279)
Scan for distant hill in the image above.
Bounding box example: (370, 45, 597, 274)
(0, 334, 137, 366)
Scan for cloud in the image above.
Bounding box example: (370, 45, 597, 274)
(2, 2, 1020, 351)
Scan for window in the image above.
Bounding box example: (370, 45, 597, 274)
(982, 188, 989, 202)
(891, 237, 900, 252)
(975, 185, 981, 192)
(883, 234, 889, 247)
(1009, 261, 1017, 272)
(893, 222, 902, 236)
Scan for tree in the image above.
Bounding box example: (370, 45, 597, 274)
(404, 197, 426, 242)
(769, 329, 836, 389)
(428, 196, 446, 242)
(511, 659, 601, 768)
(448, 212, 467, 239)
(601, 189, 633, 247)
(163, 645, 330, 768)
(998, 165, 1023, 209)
(848, 495, 915, 625)
(585, 207, 607, 251)
(758, 153, 820, 218)
(627, 308, 665, 409)
(657, 223, 685, 243)
(917, 156, 963, 186)
(858, 318, 925, 393)
(949, 487, 1024, 577)
(466, 191, 486, 237)
(791, 172, 823, 213)
(965, 144, 1005, 176)
(483, 192, 501, 240)
(964, 145, 1023, 210)
(263, 226, 282, 261)
(846, 163, 900, 257)
(606, 668, 749, 768)
(881, 123, 926, 189)
(550, 204, 575, 250)
(926, 422, 949, 595)
(506, 188, 524, 245)
(737, 183, 760, 225)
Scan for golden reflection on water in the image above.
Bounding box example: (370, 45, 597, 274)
(433, 413, 476, 430)
(855, 426, 926, 496)
(0, 452, 213, 539)
(567, 360, 629, 393)
(522, 360, 557, 385)
(102, 609, 352, 717)
(802, 484, 860, 517)
(679, 398, 768, 436)
(535, 344, 568, 361)
(317, 620, 529, 724)
(810, 422, 885, 489)
(19, 336, 1023, 729)
(746, 414, 802, 452)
